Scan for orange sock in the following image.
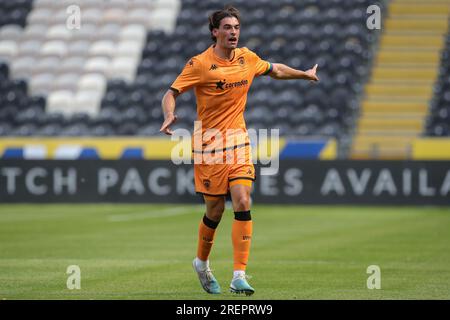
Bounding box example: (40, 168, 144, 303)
(232, 211, 253, 271)
(197, 215, 219, 261)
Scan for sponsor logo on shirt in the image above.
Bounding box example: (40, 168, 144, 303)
(215, 79, 249, 90)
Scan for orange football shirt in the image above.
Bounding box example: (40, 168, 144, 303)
(170, 45, 272, 152)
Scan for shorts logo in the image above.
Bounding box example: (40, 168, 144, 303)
(203, 179, 211, 189)
(247, 169, 252, 175)
(243, 235, 252, 240)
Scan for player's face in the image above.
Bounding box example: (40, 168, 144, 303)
(214, 17, 240, 49)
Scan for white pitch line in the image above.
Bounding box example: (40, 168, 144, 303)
(108, 206, 202, 222)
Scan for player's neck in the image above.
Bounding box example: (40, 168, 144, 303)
(213, 44, 235, 61)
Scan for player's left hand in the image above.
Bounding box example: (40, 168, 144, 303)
(305, 64, 319, 82)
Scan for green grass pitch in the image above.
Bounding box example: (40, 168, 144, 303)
(0, 204, 449, 300)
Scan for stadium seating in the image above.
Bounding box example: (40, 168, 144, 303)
(0, 0, 33, 28)
(351, 0, 450, 159)
(0, 0, 379, 142)
(135, 0, 380, 139)
(0, 0, 181, 136)
(426, 31, 450, 137)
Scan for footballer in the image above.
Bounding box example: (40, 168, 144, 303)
(160, 5, 319, 295)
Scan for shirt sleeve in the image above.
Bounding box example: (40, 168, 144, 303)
(170, 57, 203, 94)
(250, 50, 273, 77)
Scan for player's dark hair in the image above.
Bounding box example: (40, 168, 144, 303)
(208, 5, 241, 42)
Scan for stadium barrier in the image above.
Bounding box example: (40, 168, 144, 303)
(0, 160, 448, 205)
(0, 137, 336, 160)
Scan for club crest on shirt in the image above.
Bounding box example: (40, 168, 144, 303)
(238, 57, 245, 66)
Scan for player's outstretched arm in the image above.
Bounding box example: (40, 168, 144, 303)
(160, 89, 179, 135)
(269, 63, 319, 82)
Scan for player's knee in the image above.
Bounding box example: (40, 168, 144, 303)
(213, 199, 225, 212)
(207, 201, 225, 221)
(235, 194, 250, 211)
(207, 209, 223, 222)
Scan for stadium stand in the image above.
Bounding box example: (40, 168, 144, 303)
(0, 0, 379, 144)
(427, 26, 450, 137)
(351, 0, 450, 159)
(0, 0, 179, 137)
(6, 0, 449, 161)
(136, 0, 381, 141)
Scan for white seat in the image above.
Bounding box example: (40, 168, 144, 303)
(29, 73, 55, 96)
(53, 0, 79, 9)
(102, 8, 126, 25)
(77, 73, 107, 93)
(17, 40, 42, 57)
(0, 25, 24, 41)
(59, 56, 86, 73)
(10, 56, 36, 79)
(27, 8, 54, 25)
(120, 24, 146, 42)
(128, 0, 152, 10)
(149, 8, 178, 33)
(33, 56, 61, 75)
(105, 0, 128, 9)
(53, 73, 80, 92)
(50, 9, 71, 25)
(0, 41, 18, 62)
(46, 90, 75, 115)
(71, 23, 97, 41)
(152, 0, 180, 11)
(67, 40, 90, 56)
(76, 0, 102, 10)
(125, 8, 152, 26)
(89, 40, 116, 57)
(96, 23, 122, 41)
(83, 56, 111, 75)
(72, 90, 102, 117)
(40, 40, 68, 57)
(109, 56, 138, 82)
(21, 24, 47, 41)
(33, 0, 57, 9)
(81, 8, 102, 25)
(115, 40, 143, 59)
(46, 25, 73, 41)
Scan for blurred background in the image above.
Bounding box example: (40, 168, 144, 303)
(0, 0, 449, 200)
(0, 0, 448, 161)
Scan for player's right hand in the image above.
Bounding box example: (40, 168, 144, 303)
(159, 112, 178, 135)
